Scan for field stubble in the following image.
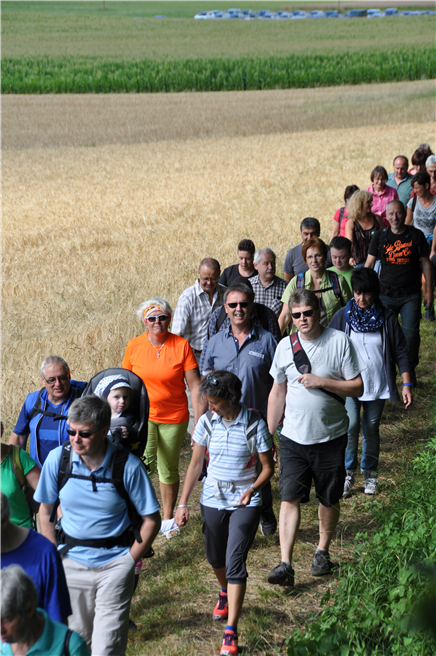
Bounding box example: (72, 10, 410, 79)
(1, 88, 435, 654)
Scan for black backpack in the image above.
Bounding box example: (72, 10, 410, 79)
(51, 441, 153, 558)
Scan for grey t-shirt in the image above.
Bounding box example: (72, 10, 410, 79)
(283, 244, 309, 277)
(270, 328, 365, 444)
(407, 196, 436, 237)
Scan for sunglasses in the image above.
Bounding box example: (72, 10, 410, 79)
(66, 428, 99, 439)
(291, 310, 315, 319)
(226, 302, 249, 309)
(44, 375, 69, 384)
(147, 315, 168, 323)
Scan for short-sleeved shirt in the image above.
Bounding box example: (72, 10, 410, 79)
(367, 184, 398, 225)
(34, 439, 160, 567)
(1, 530, 72, 622)
(270, 328, 365, 445)
(171, 280, 226, 351)
(122, 332, 198, 424)
(250, 275, 287, 318)
(283, 244, 308, 277)
(1, 448, 38, 527)
(367, 225, 429, 296)
(202, 324, 277, 416)
(193, 405, 272, 509)
(327, 266, 354, 293)
(386, 173, 414, 207)
(333, 206, 349, 236)
(0, 609, 88, 656)
(407, 195, 436, 238)
(219, 264, 257, 287)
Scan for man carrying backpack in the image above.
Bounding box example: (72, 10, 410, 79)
(9, 356, 86, 468)
(34, 395, 161, 656)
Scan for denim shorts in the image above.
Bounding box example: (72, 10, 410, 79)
(279, 434, 347, 507)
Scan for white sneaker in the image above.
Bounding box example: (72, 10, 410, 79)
(364, 477, 378, 495)
(343, 473, 355, 497)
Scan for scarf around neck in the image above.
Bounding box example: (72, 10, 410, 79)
(345, 298, 384, 333)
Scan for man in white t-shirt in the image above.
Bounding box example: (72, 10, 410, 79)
(266, 289, 365, 586)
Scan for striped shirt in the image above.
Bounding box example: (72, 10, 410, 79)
(193, 406, 272, 509)
(171, 280, 226, 351)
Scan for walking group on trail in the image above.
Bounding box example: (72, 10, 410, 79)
(1, 145, 435, 656)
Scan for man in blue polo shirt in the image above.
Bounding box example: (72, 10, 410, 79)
(35, 395, 161, 656)
(9, 356, 85, 467)
(202, 282, 278, 536)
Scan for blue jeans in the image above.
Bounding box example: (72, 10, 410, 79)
(379, 293, 421, 369)
(345, 397, 386, 473)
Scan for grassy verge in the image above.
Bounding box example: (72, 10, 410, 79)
(2, 48, 435, 93)
(127, 319, 436, 655)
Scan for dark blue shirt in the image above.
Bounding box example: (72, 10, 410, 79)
(202, 324, 277, 416)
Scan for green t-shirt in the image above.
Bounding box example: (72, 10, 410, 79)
(1, 447, 37, 527)
(328, 266, 354, 294)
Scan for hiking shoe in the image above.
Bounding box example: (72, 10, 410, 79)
(213, 592, 228, 621)
(260, 504, 277, 536)
(343, 473, 355, 497)
(220, 630, 238, 655)
(310, 550, 337, 576)
(364, 477, 378, 495)
(425, 304, 435, 322)
(267, 562, 294, 586)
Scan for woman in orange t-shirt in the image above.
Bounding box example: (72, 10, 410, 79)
(123, 296, 205, 523)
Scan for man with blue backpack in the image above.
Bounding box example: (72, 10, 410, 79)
(9, 356, 86, 468)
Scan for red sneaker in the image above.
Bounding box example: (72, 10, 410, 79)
(220, 629, 238, 655)
(213, 591, 228, 620)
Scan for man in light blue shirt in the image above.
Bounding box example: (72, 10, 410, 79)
(35, 395, 161, 656)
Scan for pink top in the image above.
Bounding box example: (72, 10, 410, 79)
(367, 184, 398, 226)
(333, 206, 349, 237)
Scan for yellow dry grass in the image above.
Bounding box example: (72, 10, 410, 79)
(1, 87, 434, 432)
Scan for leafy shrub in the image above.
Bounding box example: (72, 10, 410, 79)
(283, 436, 436, 656)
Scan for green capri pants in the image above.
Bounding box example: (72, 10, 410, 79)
(145, 420, 189, 484)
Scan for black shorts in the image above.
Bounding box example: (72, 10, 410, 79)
(200, 503, 261, 584)
(279, 434, 347, 507)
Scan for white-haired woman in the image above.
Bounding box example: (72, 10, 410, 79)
(345, 190, 384, 267)
(0, 565, 88, 655)
(122, 296, 205, 527)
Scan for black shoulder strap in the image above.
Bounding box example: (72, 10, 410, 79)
(339, 206, 346, 222)
(216, 306, 227, 331)
(328, 271, 344, 305)
(289, 334, 345, 406)
(28, 390, 44, 422)
(411, 196, 417, 212)
(64, 629, 72, 656)
(49, 442, 73, 524)
(111, 447, 143, 544)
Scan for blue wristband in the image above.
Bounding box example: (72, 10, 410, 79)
(403, 383, 413, 388)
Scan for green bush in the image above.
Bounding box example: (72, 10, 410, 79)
(2, 48, 436, 93)
(283, 436, 436, 656)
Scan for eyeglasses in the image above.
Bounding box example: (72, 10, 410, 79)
(44, 375, 69, 384)
(306, 254, 323, 262)
(226, 302, 249, 309)
(199, 276, 219, 283)
(66, 428, 99, 439)
(206, 374, 227, 394)
(291, 310, 315, 319)
(147, 315, 168, 323)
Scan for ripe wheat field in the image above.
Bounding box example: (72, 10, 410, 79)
(1, 81, 434, 432)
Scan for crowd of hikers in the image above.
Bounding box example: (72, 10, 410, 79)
(1, 144, 435, 656)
